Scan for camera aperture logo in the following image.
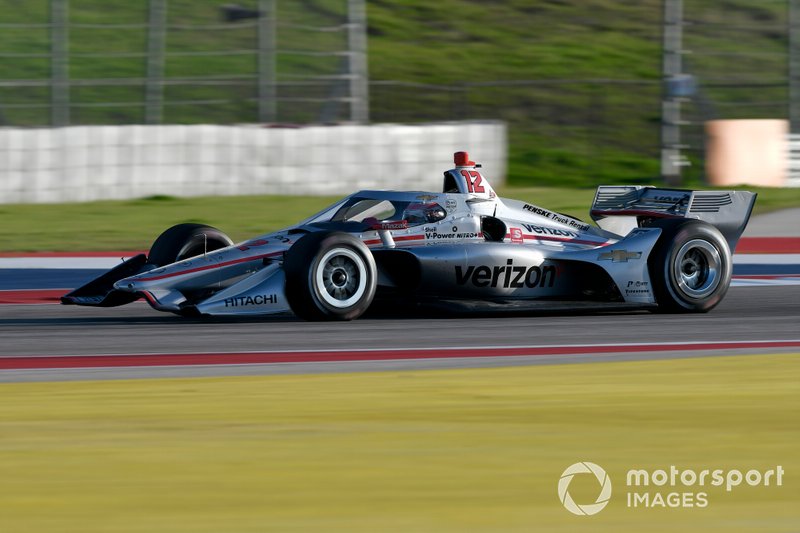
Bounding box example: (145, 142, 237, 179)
(558, 462, 612, 516)
(558, 462, 785, 515)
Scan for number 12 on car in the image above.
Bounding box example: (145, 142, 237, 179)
(460, 170, 486, 193)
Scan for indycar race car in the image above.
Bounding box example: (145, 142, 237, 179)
(62, 152, 756, 320)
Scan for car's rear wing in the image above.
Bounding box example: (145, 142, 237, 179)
(590, 186, 757, 251)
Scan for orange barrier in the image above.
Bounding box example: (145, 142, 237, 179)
(705, 119, 787, 187)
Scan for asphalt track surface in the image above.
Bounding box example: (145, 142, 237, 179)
(1, 285, 798, 382)
(2, 207, 797, 381)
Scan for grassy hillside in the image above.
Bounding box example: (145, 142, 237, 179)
(0, 0, 791, 187)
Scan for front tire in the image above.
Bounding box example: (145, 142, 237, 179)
(148, 223, 233, 267)
(284, 232, 377, 321)
(647, 219, 732, 313)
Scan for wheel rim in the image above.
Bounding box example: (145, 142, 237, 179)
(672, 239, 721, 299)
(315, 247, 368, 309)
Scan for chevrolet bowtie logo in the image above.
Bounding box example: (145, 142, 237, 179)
(598, 249, 642, 263)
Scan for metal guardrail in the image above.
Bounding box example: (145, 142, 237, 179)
(0, 0, 369, 126)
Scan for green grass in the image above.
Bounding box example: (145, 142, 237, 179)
(0, 185, 797, 252)
(0, 353, 797, 532)
(0, 194, 340, 252)
(0, 0, 791, 186)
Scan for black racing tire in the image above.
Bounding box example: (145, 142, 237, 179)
(148, 223, 234, 267)
(284, 231, 377, 321)
(646, 219, 732, 313)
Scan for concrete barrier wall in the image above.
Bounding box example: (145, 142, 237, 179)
(0, 121, 507, 204)
(787, 134, 800, 187)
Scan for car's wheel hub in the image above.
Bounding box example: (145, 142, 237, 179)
(332, 268, 348, 285)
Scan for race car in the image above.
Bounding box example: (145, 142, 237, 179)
(62, 151, 756, 320)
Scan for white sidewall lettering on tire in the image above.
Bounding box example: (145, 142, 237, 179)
(314, 247, 368, 309)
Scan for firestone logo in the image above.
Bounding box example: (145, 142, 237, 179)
(558, 462, 612, 516)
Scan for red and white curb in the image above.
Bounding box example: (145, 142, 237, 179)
(2, 340, 799, 371)
(1, 238, 799, 304)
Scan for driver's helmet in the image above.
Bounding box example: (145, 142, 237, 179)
(402, 202, 446, 224)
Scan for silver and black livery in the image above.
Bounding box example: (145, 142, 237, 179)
(62, 152, 757, 320)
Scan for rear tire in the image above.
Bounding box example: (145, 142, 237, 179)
(148, 223, 233, 267)
(647, 219, 731, 313)
(284, 232, 377, 321)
